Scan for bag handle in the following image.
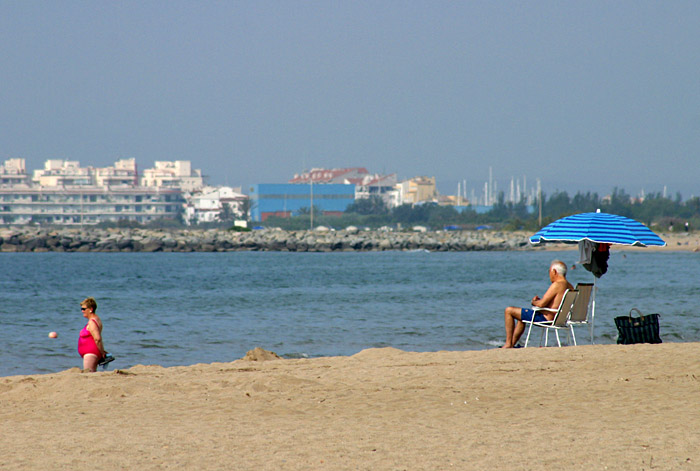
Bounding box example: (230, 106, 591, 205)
(629, 308, 645, 321)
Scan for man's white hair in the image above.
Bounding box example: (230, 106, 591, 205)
(551, 260, 567, 277)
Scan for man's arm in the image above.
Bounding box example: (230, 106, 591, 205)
(531, 282, 561, 309)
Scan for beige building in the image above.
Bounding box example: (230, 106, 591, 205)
(395, 176, 437, 205)
(95, 158, 139, 187)
(32, 160, 91, 187)
(141, 161, 204, 191)
(0, 158, 30, 186)
(29, 158, 204, 191)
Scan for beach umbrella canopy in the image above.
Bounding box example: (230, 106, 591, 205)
(529, 211, 666, 247)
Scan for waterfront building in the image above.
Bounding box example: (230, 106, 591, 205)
(29, 158, 204, 190)
(0, 185, 184, 225)
(354, 173, 398, 208)
(95, 158, 138, 187)
(395, 176, 437, 205)
(289, 167, 370, 184)
(0, 158, 205, 225)
(184, 186, 248, 225)
(0, 158, 30, 186)
(32, 160, 91, 186)
(249, 183, 355, 222)
(290, 167, 399, 208)
(140, 161, 204, 191)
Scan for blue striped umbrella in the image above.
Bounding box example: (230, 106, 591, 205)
(530, 211, 666, 247)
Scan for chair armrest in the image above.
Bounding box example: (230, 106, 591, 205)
(531, 307, 557, 313)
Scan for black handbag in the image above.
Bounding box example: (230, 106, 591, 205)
(615, 308, 662, 344)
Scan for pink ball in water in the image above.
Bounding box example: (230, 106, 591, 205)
(48, 331, 58, 339)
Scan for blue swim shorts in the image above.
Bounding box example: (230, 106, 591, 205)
(520, 308, 548, 323)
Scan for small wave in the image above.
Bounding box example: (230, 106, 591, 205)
(663, 332, 687, 341)
(397, 330, 426, 337)
(282, 352, 310, 359)
(135, 341, 172, 349)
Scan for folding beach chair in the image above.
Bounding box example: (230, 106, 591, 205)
(568, 283, 594, 345)
(523, 289, 578, 347)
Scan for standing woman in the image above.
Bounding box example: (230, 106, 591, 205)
(78, 297, 106, 372)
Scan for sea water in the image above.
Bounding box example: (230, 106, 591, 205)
(1, 250, 698, 377)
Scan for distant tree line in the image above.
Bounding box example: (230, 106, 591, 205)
(260, 189, 700, 232)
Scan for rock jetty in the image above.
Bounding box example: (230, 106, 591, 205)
(0, 227, 535, 253)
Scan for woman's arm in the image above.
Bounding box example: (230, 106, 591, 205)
(87, 320, 106, 357)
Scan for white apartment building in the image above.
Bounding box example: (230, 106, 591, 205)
(354, 173, 398, 208)
(0, 186, 184, 225)
(184, 186, 248, 225)
(0, 158, 206, 225)
(32, 160, 91, 186)
(31, 158, 204, 190)
(141, 161, 204, 191)
(0, 158, 30, 186)
(95, 158, 139, 187)
(32, 158, 138, 187)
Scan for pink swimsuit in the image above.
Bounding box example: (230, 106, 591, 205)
(78, 319, 102, 358)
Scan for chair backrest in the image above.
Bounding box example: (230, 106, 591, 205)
(552, 289, 578, 327)
(570, 283, 594, 323)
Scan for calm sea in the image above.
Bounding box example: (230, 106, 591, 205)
(1, 250, 698, 377)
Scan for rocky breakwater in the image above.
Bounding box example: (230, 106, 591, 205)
(0, 227, 533, 253)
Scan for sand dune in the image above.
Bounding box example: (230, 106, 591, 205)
(1, 343, 698, 470)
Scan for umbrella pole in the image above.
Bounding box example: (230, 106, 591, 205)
(591, 276, 597, 344)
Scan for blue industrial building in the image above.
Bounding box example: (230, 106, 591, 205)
(250, 183, 356, 222)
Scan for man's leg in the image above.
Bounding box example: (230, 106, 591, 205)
(512, 318, 527, 346)
(504, 307, 523, 348)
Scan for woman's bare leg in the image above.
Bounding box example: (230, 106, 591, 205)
(83, 354, 99, 372)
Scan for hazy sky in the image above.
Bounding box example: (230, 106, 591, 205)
(1, 1, 699, 198)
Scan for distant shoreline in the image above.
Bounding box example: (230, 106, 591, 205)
(0, 227, 697, 253)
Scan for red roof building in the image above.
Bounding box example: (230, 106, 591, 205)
(289, 167, 370, 185)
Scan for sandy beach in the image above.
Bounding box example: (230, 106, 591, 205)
(2, 343, 698, 470)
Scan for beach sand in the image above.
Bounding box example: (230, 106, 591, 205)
(1, 343, 698, 470)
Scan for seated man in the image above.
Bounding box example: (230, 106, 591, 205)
(503, 260, 573, 348)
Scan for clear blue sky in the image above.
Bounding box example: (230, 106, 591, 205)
(1, 1, 698, 198)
